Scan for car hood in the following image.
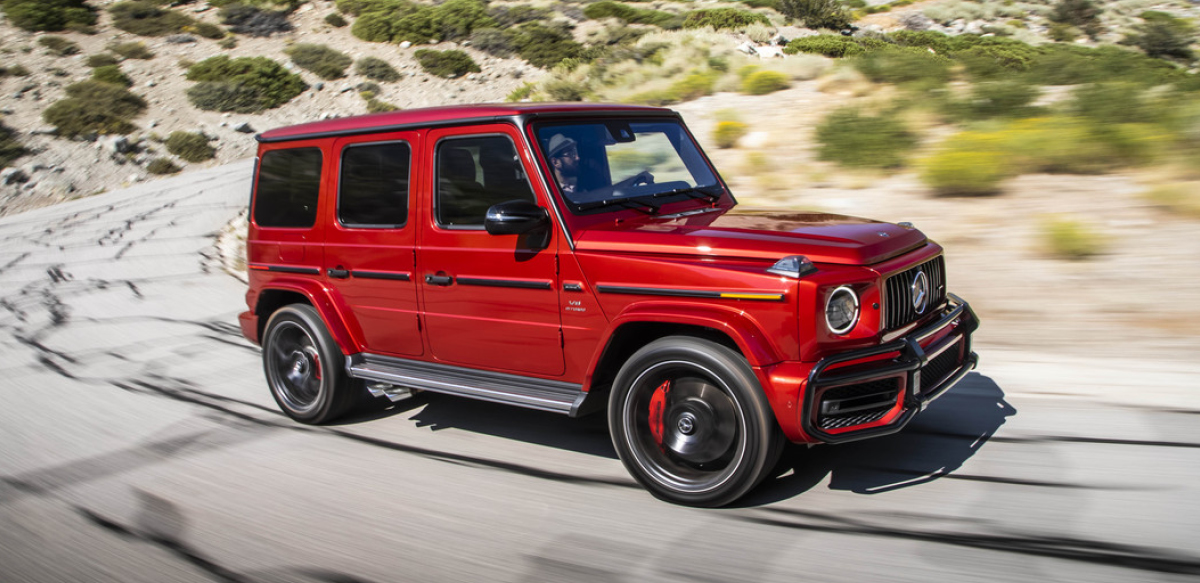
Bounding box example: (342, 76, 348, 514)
(573, 208, 927, 265)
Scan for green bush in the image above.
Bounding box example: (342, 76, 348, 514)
(1123, 12, 1196, 61)
(778, 0, 850, 30)
(583, 2, 682, 29)
(1, 0, 97, 32)
(469, 28, 514, 57)
(350, 0, 494, 43)
(0, 65, 32, 77)
(92, 65, 133, 87)
(286, 44, 352, 80)
(43, 80, 147, 137)
(109, 41, 155, 60)
(219, 36, 238, 49)
(166, 131, 216, 162)
(919, 140, 1011, 196)
(146, 157, 181, 174)
(110, 1, 194, 36)
(958, 80, 1039, 119)
(1040, 216, 1103, 260)
(489, 4, 552, 28)
(742, 70, 790, 95)
(627, 70, 719, 105)
(785, 35, 883, 58)
(1049, 0, 1102, 38)
(815, 107, 917, 168)
(414, 49, 480, 78)
(192, 21, 225, 39)
(356, 56, 401, 81)
(713, 121, 748, 148)
(186, 56, 307, 112)
(1048, 22, 1080, 43)
(0, 123, 28, 168)
(365, 97, 400, 113)
(325, 12, 347, 27)
(852, 46, 952, 88)
(510, 23, 584, 69)
(86, 53, 120, 68)
(219, 4, 293, 37)
(682, 8, 768, 30)
(38, 35, 80, 56)
(1068, 83, 1158, 125)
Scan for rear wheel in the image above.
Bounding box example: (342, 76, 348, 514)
(609, 337, 782, 507)
(262, 304, 356, 424)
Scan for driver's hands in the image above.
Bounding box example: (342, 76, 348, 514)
(631, 170, 654, 186)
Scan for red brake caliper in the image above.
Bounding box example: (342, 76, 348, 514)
(648, 380, 671, 450)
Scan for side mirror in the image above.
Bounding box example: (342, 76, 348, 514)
(485, 200, 549, 235)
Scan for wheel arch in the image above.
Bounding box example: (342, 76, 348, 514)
(254, 279, 359, 355)
(583, 303, 785, 404)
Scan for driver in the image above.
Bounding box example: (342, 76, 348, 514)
(547, 134, 580, 196)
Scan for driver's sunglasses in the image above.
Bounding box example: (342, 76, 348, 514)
(554, 147, 578, 159)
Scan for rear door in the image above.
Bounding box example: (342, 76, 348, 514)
(417, 125, 565, 376)
(323, 131, 423, 357)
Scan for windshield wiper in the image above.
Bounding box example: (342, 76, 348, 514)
(651, 184, 723, 202)
(576, 197, 659, 215)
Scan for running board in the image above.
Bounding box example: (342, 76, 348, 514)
(346, 353, 589, 416)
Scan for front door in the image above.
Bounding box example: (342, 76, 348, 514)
(418, 125, 564, 376)
(323, 132, 423, 357)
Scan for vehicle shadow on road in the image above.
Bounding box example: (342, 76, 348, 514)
(356, 392, 620, 459)
(741, 372, 1015, 506)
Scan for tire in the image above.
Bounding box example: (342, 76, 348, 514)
(261, 304, 356, 424)
(608, 336, 783, 507)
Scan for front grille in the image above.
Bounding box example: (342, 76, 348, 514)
(919, 345, 959, 394)
(817, 378, 900, 430)
(884, 256, 946, 331)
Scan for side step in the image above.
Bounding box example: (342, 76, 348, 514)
(346, 353, 588, 416)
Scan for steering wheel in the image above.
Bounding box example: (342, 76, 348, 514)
(617, 170, 655, 190)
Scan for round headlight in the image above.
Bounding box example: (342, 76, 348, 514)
(825, 286, 859, 335)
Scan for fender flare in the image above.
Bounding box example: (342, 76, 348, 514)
(584, 300, 784, 386)
(255, 277, 362, 355)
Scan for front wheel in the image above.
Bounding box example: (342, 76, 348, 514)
(609, 337, 782, 507)
(262, 304, 356, 424)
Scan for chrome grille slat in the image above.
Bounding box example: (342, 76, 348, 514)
(883, 256, 946, 331)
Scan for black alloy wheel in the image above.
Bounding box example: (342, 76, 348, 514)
(262, 304, 355, 424)
(609, 336, 782, 507)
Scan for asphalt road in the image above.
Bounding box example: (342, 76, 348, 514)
(2, 161, 1198, 583)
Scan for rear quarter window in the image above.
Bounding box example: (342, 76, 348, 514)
(254, 147, 323, 228)
(338, 142, 410, 228)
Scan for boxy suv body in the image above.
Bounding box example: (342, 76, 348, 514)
(239, 103, 979, 506)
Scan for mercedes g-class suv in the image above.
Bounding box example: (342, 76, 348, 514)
(239, 103, 978, 506)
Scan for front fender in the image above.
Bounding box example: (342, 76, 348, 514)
(255, 276, 361, 355)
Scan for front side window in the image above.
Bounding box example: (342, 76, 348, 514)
(339, 142, 410, 228)
(435, 135, 535, 227)
(535, 119, 722, 215)
(254, 147, 323, 228)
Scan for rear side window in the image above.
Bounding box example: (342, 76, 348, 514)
(254, 147, 323, 228)
(339, 142, 410, 228)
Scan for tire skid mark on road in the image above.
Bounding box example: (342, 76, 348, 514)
(906, 429, 1200, 450)
(0, 424, 267, 504)
(736, 507, 1200, 576)
(108, 374, 638, 490)
(72, 504, 380, 583)
(852, 465, 1155, 491)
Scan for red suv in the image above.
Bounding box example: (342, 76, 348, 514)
(239, 103, 978, 506)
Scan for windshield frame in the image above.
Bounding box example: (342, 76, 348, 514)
(529, 116, 734, 217)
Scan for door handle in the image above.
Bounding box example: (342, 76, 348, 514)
(328, 267, 350, 279)
(425, 274, 453, 286)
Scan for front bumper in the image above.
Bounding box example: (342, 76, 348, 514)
(800, 293, 979, 444)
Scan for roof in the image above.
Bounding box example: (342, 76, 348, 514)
(256, 102, 674, 143)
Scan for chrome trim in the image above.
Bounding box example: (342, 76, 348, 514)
(825, 285, 860, 335)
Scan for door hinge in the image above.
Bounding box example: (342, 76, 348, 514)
(559, 328, 564, 348)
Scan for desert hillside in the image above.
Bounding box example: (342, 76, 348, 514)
(3, 0, 1200, 357)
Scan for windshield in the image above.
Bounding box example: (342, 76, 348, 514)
(534, 119, 722, 214)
